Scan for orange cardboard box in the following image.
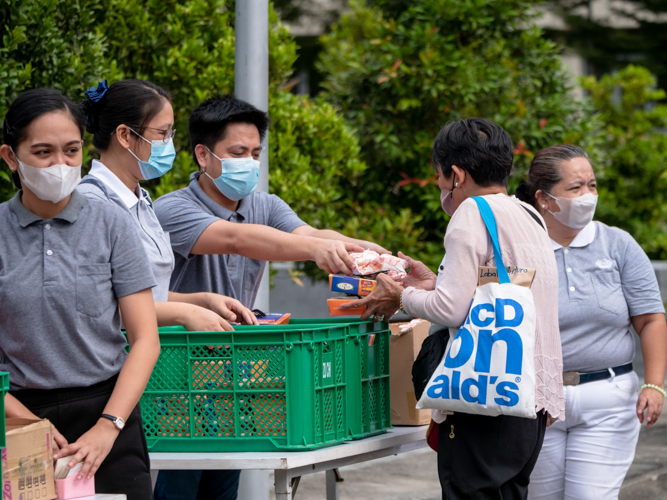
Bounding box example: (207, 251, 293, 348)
(389, 320, 432, 426)
(327, 298, 367, 316)
(2, 418, 57, 500)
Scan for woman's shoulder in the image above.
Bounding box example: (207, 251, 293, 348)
(83, 194, 137, 229)
(593, 221, 636, 246)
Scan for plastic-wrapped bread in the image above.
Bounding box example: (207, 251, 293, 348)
(349, 250, 408, 280)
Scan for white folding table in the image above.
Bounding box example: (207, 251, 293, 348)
(150, 425, 428, 500)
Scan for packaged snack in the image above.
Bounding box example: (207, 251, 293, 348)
(349, 250, 408, 281)
(329, 274, 377, 296)
(327, 298, 367, 316)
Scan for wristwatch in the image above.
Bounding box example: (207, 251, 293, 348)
(100, 414, 125, 431)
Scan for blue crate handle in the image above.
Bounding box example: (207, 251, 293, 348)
(471, 196, 510, 284)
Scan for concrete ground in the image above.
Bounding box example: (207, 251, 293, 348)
(269, 268, 667, 498)
(280, 419, 667, 500)
(273, 339, 667, 500)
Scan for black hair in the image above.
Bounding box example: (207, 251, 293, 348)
(188, 95, 270, 166)
(431, 118, 514, 187)
(515, 144, 588, 209)
(79, 79, 171, 150)
(3, 88, 85, 189)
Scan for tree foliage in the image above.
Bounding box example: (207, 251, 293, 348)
(583, 65, 667, 259)
(0, 0, 393, 280)
(318, 0, 598, 268)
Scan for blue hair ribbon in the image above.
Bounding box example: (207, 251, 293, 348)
(85, 79, 109, 103)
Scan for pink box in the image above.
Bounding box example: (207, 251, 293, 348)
(56, 474, 95, 499)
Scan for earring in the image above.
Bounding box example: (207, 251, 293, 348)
(542, 205, 546, 208)
(454, 183, 458, 188)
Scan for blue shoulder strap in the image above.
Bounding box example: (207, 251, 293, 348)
(471, 196, 510, 284)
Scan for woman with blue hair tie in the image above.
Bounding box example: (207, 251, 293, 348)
(77, 79, 259, 331)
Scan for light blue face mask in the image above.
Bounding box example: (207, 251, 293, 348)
(205, 148, 260, 201)
(127, 128, 176, 180)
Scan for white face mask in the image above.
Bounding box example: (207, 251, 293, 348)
(546, 192, 598, 229)
(12, 149, 81, 203)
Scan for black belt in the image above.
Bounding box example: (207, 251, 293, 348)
(563, 363, 633, 386)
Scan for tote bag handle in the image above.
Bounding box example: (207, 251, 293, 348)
(471, 196, 510, 284)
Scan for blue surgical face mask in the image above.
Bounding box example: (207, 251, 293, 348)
(127, 128, 176, 180)
(204, 148, 260, 201)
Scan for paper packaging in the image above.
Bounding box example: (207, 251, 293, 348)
(327, 298, 367, 316)
(329, 274, 377, 296)
(56, 474, 95, 499)
(478, 266, 536, 288)
(54, 456, 95, 499)
(255, 313, 291, 325)
(389, 319, 432, 426)
(3, 418, 57, 500)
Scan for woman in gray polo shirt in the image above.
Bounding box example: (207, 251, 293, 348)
(0, 89, 160, 500)
(516, 144, 667, 499)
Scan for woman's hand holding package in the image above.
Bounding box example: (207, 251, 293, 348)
(398, 251, 437, 290)
(637, 387, 664, 427)
(339, 273, 403, 321)
(53, 420, 119, 480)
(204, 294, 258, 325)
(53, 426, 69, 453)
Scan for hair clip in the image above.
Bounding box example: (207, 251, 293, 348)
(85, 79, 109, 103)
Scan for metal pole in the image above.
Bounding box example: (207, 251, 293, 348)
(235, 2, 271, 499)
(235, 0, 270, 315)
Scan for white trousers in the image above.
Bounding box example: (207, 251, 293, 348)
(529, 371, 641, 500)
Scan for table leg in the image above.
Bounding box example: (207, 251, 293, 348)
(326, 469, 341, 500)
(274, 469, 292, 500)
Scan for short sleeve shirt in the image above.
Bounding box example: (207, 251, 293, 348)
(77, 160, 174, 302)
(554, 221, 665, 372)
(153, 173, 306, 307)
(0, 190, 156, 390)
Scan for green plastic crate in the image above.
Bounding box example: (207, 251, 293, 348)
(141, 324, 350, 452)
(290, 319, 392, 439)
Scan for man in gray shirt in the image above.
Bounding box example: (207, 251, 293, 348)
(153, 95, 387, 500)
(154, 96, 387, 309)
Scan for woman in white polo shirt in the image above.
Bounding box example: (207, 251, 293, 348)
(76, 79, 258, 330)
(516, 144, 667, 499)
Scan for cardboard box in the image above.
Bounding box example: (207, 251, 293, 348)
(389, 320, 432, 426)
(329, 275, 377, 296)
(327, 298, 367, 316)
(255, 313, 291, 325)
(2, 418, 57, 500)
(56, 474, 95, 499)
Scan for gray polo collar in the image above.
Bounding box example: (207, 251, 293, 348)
(9, 189, 88, 227)
(188, 172, 251, 221)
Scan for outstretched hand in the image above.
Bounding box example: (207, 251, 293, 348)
(314, 240, 365, 275)
(339, 273, 403, 321)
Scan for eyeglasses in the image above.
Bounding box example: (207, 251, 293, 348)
(127, 125, 176, 144)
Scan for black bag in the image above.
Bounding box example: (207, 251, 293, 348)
(411, 326, 450, 401)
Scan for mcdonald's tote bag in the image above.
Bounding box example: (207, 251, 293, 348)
(416, 197, 537, 419)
